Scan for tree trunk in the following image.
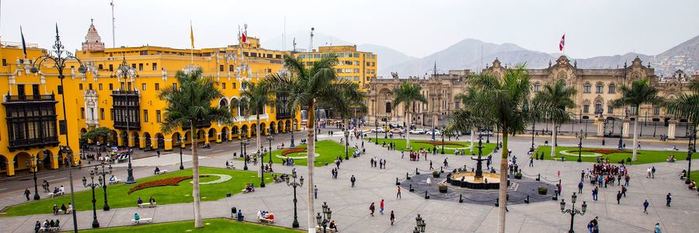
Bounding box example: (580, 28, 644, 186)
(632, 111, 639, 161)
(405, 105, 411, 150)
(256, 114, 262, 177)
(306, 101, 316, 233)
(190, 122, 203, 228)
(498, 131, 509, 233)
(550, 122, 557, 159)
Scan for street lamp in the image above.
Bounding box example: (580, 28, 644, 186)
(415, 214, 426, 233)
(94, 161, 112, 211)
(441, 127, 445, 154)
(87, 169, 100, 228)
(560, 192, 587, 233)
(243, 139, 249, 170)
(316, 202, 332, 233)
(374, 119, 379, 144)
(179, 136, 184, 170)
(260, 150, 266, 188)
(290, 119, 296, 147)
(685, 128, 696, 184)
(576, 129, 586, 162)
(286, 169, 304, 228)
(26, 155, 40, 200)
(30, 25, 85, 233)
(113, 55, 138, 184)
(267, 136, 274, 164)
(344, 129, 350, 160)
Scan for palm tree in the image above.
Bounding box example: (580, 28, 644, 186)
(455, 91, 482, 152)
(240, 80, 275, 187)
(532, 79, 576, 160)
(265, 55, 361, 232)
(159, 68, 231, 228)
(392, 81, 427, 151)
(318, 82, 365, 159)
(665, 79, 698, 181)
(463, 66, 531, 233)
(612, 79, 663, 161)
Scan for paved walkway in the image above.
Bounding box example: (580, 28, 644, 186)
(1, 132, 699, 233)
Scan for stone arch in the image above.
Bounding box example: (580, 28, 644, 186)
(251, 123, 258, 137)
(269, 121, 276, 134)
(132, 131, 140, 148)
(172, 132, 182, 147)
(143, 132, 152, 149)
(219, 98, 228, 109)
(110, 130, 118, 146)
(277, 121, 284, 133)
(80, 128, 88, 135)
(230, 98, 240, 117)
(232, 125, 240, 139)
(208, 128, 217, 142)
(13, 152, 33, 173)
(221, 127, 229, 142)
(260, 123, 267, 135)
(197, 129, 206, 144)
(183, 131, 192, 144)
(286, 120, 292, 132)
(241, 124, 249, 138)
(156, 133, 165, 149)
(0, 154, 7, 176)
(37, 149, 53, 170)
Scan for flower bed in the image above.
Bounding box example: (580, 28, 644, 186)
(583, 148, 628, 154)
(128, 176, 193, 194)
(281, 147, 307, 156)
(421, 141, 466, 147)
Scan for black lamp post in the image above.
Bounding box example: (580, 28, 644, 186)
(290, 119, 296, 147)
(267, 136, 274, 164)
(414, 214, 426, 233)
(30, 25, 86, 233)
(576, 129, 585, 162)
(316, 202, 332, 233)
(87, 169, 100, 228)
(27, 155, 40, 200)
(113, 55, 138, 184)
(441, 127, 445, 154)
(286, 169, 304, 228)
(94, 161, 112, 211)
(243, 139, 249, 170)
(685, 126, 695, 184)
(374, 119, 379, 144)
(259, 150, 266, 188)
(618, 110, 627, 150)
(560, 192, 587, 233)
(344, 129, 350, 160)
(602, 118, 607, 146)
(179, 136, 184, 170)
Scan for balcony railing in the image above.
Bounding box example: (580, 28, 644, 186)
(4, 94, 56, 102)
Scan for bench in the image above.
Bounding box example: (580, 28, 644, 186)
(259, 217, 275, 224)
(109, 178, 122, 184)
(55, 208, 72, 215)
(47, 192, 65, 198)
(155, 170, 168, 175)
(132, 218, 153, 224)
(226, 165, 236, 170)
(138, 203, 157, 208)
(315, 226, 337, 233)
(39, 226, 60, 232)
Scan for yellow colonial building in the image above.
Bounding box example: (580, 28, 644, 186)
(294, 45, 377, 89)
(0, 21, 300, 176)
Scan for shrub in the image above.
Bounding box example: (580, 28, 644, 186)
(128, 176, 194, 194)
(537, 186, 548, 195)
(432, 171, 440, 178)
(514, 172, 523, 179)
(438, 184, 448, 193)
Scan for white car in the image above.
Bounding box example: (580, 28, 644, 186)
(389, 128, 404, 134)
(409, 128, 426, 134)
(425, 130, 442, 136)
(370, 127, 385, 133)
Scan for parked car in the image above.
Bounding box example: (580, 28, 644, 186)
(425, 130, 442, 136)
(370, 127, 385, 133)
(390, 128, 404, 134)
(409, 128, 427, 134)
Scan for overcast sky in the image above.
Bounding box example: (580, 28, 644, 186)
(1, 0, 698, 58)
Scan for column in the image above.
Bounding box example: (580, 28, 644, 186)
(596, 118, 604, 137)
(204, 132, 210, 144)
(668, 120, 677, 140)
(7, 154, 15, 176)
(164, 138, 173, 151)
(216, 132, 222, 143)
(622, 119, 630, 138)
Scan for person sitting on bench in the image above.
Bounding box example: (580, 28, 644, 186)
(137, 197, 143, 205)
(154, 167, 160, 175)
(244, 183, 255, 193)
(148, 196, 156, 205)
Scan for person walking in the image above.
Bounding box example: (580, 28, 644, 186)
(666, 193, 672, 207)
(314, 185, 318, 199)
(651, 166, 656, 179)
(616, 191, 622, 204)
(655, 223, 662, 233)
(396, 186, 402, 199)
(592, 186, 598, 201)
(24, 188, 31, 201)
(643, 199, 649, 214)
(390, 210, 395, 225)
(380, 199, 385, 215)
(621, 185, 627, 197)
(369, 202, 375, 216)
(350, 175, 356, 188)
(578, 181, 584, 194)
(429, 160, 433, 170)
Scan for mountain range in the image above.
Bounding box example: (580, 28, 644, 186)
(262, 32, 699, 78)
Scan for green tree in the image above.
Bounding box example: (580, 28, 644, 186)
(159, 68, 231, 228)
(464, 66, 531, 233)
(317, 82, 365, 158)
(665, 79, 699, 179)
(79, 127, 112, 145)
(612, 79, 663, 161)
(452, 91, 486, 152)
(392, 81, 427, 150)
(240, 80, 275, 186)
(265, 55, 361, 231)
(532, 79, 577, 160)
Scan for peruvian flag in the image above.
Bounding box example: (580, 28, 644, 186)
(241, 31, 247, 43)
(559, 33, 566, 52)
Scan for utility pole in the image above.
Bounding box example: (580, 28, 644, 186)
(309, 27, 314, 52)
(110, 0, 116, 48)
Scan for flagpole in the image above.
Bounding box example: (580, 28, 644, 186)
(190, 21, 194, 65)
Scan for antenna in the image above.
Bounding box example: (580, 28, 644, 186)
(309, 27, 314, 52)
(282, 16, 286, 51)
(110, 0, 116, 47)
(293, 37, 296, 52)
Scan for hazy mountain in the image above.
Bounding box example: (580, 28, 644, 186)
(357, 44, 416, 73)
(576, 53, 655, 69)
(654, 35, 699, 75)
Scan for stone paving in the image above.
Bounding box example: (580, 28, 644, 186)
(1, 132, 699, 233)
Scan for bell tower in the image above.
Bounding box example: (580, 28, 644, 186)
(82, 19, 105, 52)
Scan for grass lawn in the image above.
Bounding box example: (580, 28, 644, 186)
(534, 146, 697, 165)
(368, 138, 496, 155)
(3, 167, 272, 216)
(246, 140, 354, 167)
(81, 218, 302, 233)
(690, 171, 699, 183)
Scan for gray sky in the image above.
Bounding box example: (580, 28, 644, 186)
(1, 0, 698, 58)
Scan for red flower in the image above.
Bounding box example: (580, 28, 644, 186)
(128, 176, 193, 194)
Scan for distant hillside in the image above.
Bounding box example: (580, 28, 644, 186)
(357, 44, 415, 74)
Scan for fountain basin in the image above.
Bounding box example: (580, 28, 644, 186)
(448, 171, 503, 189)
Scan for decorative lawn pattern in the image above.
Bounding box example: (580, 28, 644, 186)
(81, 218, 302, 233)
(251, 140, 355, 167)
(128, 176, 193, 194)
(690, 170, 699, 183)
(534, 146, 697, 164)
(2, 167, 272, 216)
(368, 138, 496, 155)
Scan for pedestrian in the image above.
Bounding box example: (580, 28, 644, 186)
(314, 185, 318, 199)
(647, 167, 652, 178)
(34, 220, 41, 233)
(643, 199, 649, 214)
(624, 174, 630, 186)
(666, 193, 671, 207)
(651, 166, 656, 179)
(380, 199, 385, 215)
(655, 223, 662, 233)
(401, 151, 404, 159)
(396, 186, 402, 199)
(529, 156, 534, 167)
(621, 185, 627, 197)
(390, 210, 395, 225)
(156, 150, 160, 158)
(578, 181, 584, 194)
(616, 191, 622, 204)
(369, 202, 375, 216)
(350, 175, 356, 188)
(581, 170, 586, 182)
(592, 186, 598, 201)
(24, 188, 31, 201)
(429, 160, 433, 170)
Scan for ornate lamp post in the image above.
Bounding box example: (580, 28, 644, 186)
(315, 201, 332, 233)
(413, 214, 426, 233)
(374, 119, 379, 144)
(685, 127, 696, 184)
(243, 139, 249, 170)
(344, 129, 350, 160)
(259, 150, 266, 188)
(94, 161, 112, 211)
(87, 169, 100, 228)
(30, 25, 86, 233)
(441, 126, 445, 154)
(179, 136, 184, 170)
(26, 155, 40, 200)
(114, 55, 138, 184)
(267, 135, 274, 164)
(560, 192, 587, 233)
(290, 119, 296, 147)
(286, 169, 304, 228)
(576, 129, 586, 162)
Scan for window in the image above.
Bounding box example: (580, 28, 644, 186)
(110, 108, 114, 120)
(80, 107, 85, 119)
(156, 110, 161, 123)
(143, 110, 149, 122)
(232, 83, 237, 89)
(608, 106, 614, 114)
(533, 83, 541, 92)
(109, 64, 113, 71)
(594, 102, 603, 114)
(152, 63, 157, 71)
(608, 84, 616, 94)
(155, 83, 159, 91)
(219, 65, 224, 72)
(583, 83, 591, 93)
(654, 106, 660, 115)
(385, 102, 392, 113)
(229, 65, 234, 72)
(17, 84, 26, 97)
(100, 108, 105, 120)
(2, 59, 6, 66)
(138, 63, 143, 71)
(222, 83, 226, 89)
(595, 83, 603, 94)
(89, 83, 93, 90)
(98, 64, 103, 70)
(583, 104, 590, 114)
(32, 84, 40, 96)
(241, 82, 247, 89)
(141, 83, 146, 91)
(98, 83, 103, 90)
(79, 83, 83, 90)
(109, 83, 113, 90)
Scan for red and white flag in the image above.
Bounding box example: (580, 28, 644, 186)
(559, 33, 566, 52)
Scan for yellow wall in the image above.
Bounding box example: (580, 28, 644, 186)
(294, 45, 377, 90)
